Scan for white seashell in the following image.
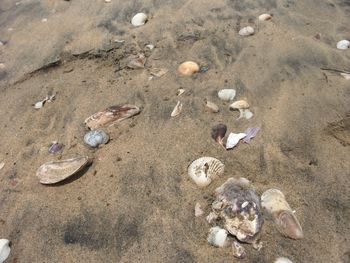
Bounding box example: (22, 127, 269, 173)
(261, 189, 303, 239)
(205, 99, 219, 113)
(238, 109, 254, 120)
(0, 162, 4, 170)
(177, 89, 185, 96)
(229, 100, 249, 109)
(0, 239, 10, 263)
(0, 63, 5, 69)
(340, 73, 350, 80)
(239, 26, 254, 36)
(131, 13, 148, 27)
(274, 257, 293, 263)
(195, 203, 204, 217)
(226, 133, 247, 149)
(171, 101, 182, 117)
(218, 89, 236, 101)
(336, 40, 350, 50)
(34, 100, 44, 109)
(146, 44, 154, 50)
(206, 212, 218, 224)
(178, 61, 199, 76)
(259, 14, 272, 21)
(41, 18, 47, 22)
(188, 157, 224, 187)
(232, 241, 246, 259)
(105, 0, 111, 2)
(207, 227, 228, 247)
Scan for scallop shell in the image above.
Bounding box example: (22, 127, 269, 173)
(336, 40, 350, 50)
(239, 26, 254, 36)
(36, 156, 91, 184)
(259, 14, 272, 21)
(0, 239, 10, 263)
(171, 101, 182, 117)
(207, 227, 229, 247)
(218, 89, 236, 101)
(205, 99, 219, 113)
(131, 13, 148, 27)
(177, 61, 199, 76)
(84, 129, 109, 148)
(188, 157, 224, 187)
(85, 104, 140, 129)
(261, 189, 303, 239)
(229, 100, 250, 109)
(213, 177, 263, 243)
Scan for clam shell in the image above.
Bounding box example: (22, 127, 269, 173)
(207, 227, 228, 247)
(131, 13, 148, 27)
(84, 129, 109, 148)
(205, 99, 219, 113)
(239, 26, 254, 36)
(259, 14, 272, 21)
(261, 189, 303, 239)
(171, 101, 182, 117)
(229, 100, 250, 109)
(188, 157, 224, 187)
(85, 104, 140, 129)
(218, 89, 236, 101)
(177, 61, 199, 76)
(0, 239, 10, 263)
(36, 156, 91, 184)
(336, 40, 350, 50)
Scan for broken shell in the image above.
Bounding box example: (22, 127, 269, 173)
(85, 104, 140, 129)
(218, 89, 236, 101)
(226, 132, 247, 150)
(145, 44, 154, 50)
(177, 61, 199, 76)
(0, 239, 10, 263)
(238, 109, 254, 120)
(259, 14, 272, 21)
(171, 101, 182, 117)
(177, 89, 185, 96)
(274, 257, 293, 263)
(336, 40, 350, 50)
(340, 73, 350, 80)
(0, 162, 4, 170)
(211, 124, 227, 147)
(243, 127, 260, 144)
(34, 100, 45, 109)
(149, 68, 167, 78)
(206, 212, 218, 224)
(261, 189, 303, 239)
(207, 227, 228, 247)
(232, 241, 246, 259)
(229, 100, 250, 110)
(188, 157, 224, 187)
(36, 156, 91, 184)
(213, 177, 263, 243)
(84, 129, 109, 148)
(131, 13, 148, 27)
(239, 26, 254, 36)
(205, 99, 219, 113)
(127, 54, 146, 69)
(195, 202, 204, 217)
(49, 142, 64, 154)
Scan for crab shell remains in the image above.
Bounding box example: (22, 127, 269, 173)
(85, 104, 140, 130)
(188, 157, 224, 187)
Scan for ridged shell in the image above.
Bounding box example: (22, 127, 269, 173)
(218, 89, 236, 101)
(131, 13, 148, 27)
(178, 61, 199, 76)
(36, 156, 90, 184)
(188, 157, 224, 187)
(85, 104, 140, 129)
(239, 26, 254, 36)
(0, 239, 10, 263)
(229, 100, 250, 109)
(261, 189, 303, 239)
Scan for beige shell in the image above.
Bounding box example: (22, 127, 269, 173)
(261, 189, 303, 239)
(36, 156, 90, 184)
(229, 100, 250, 109)
(85, 104, 140, 129)
(171, 101, 182, 117)
(239, 26, 254, 36)
(188, 157, 224, 187)
(205, 99, 219, 113)
(177, 61, 199, 76)
(259, 14, 272, 21)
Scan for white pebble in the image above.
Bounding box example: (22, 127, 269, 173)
(337, 40, 350, 50)
(239, 26, 254, 36)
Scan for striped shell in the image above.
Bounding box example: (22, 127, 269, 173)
(188, 157, 224, 187)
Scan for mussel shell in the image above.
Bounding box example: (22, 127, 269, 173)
(188, 157, 224, 187)
(84, 129, 109, 148)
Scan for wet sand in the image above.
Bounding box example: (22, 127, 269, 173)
(0, 0, 349, 262)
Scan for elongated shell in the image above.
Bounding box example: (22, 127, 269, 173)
(239, 26, 254, 36)
(178, 61, 199, 76)
(131, 13, 148, 27)
(261, 189, 303, 239)
(171, 101, 182, 117)
(218, 89, 236, 101)
(85, 104, 140, 129)
(188, 157, 224, 187)
(259, 14, 272, 21)
(36, 156, 90, 184)
(0, 239, 10, 263)
(229, 100, 249, 109)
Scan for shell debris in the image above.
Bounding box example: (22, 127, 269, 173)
(171, 101, 182, 117)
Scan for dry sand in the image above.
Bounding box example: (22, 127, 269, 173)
(0, 0, 349, 262)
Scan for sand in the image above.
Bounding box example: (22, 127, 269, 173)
(0, 0, 349, 262)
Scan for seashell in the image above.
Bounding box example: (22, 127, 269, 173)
(261, 189, 303, 239)
(84, 129, 109, 148)
(239, 26, 254, 36)
(49, 142, 64, 154)
(205, 99, 219, 113)
(34, 100, 45, 109)
(0, 162, 4, 170)
(171, 101, 182, 117)
(85, 104, 140, 129)
(0, 239, 10, 263)
(36, 156, 91, 184)
(238, 109, 254, 120)
(145, 44, 154, 50)
(229, 100, 249, 110)
(340, 73, 350, 80)
(274, 257, 293, 263)
(188, 157, 224, 187)
(195, 202, 204, 217)
(105, 0, 111, 2)
(207, 227, 228, 247)
(127, 54, 146, 69)
(206, 212, 218, 224)
(149, 68, 167, 78)
(218, 89, 236, 101)
(232, 241, 246, 259)
(0, 63, 5, 69)
(336, 40, 350, 50)
(177, 61, 199, 76)
(212, 177, 263, 243)
(131, 13, 148, 27)
(211, 124, 227, 147)
(177, 89, 185, 96)
(259, 13, 272, 21)
(226, 132, 246, 149)
(243, 127, 260, 144)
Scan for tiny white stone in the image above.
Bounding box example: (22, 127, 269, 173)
(337, 40, 350, 50)
(131, 13, 148, 27)
(146, 44, 154, 50)
(274, 257, 293, 263)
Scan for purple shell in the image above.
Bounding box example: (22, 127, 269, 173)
(49, 142, 64, 153)
(243, 127, 260, 144)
